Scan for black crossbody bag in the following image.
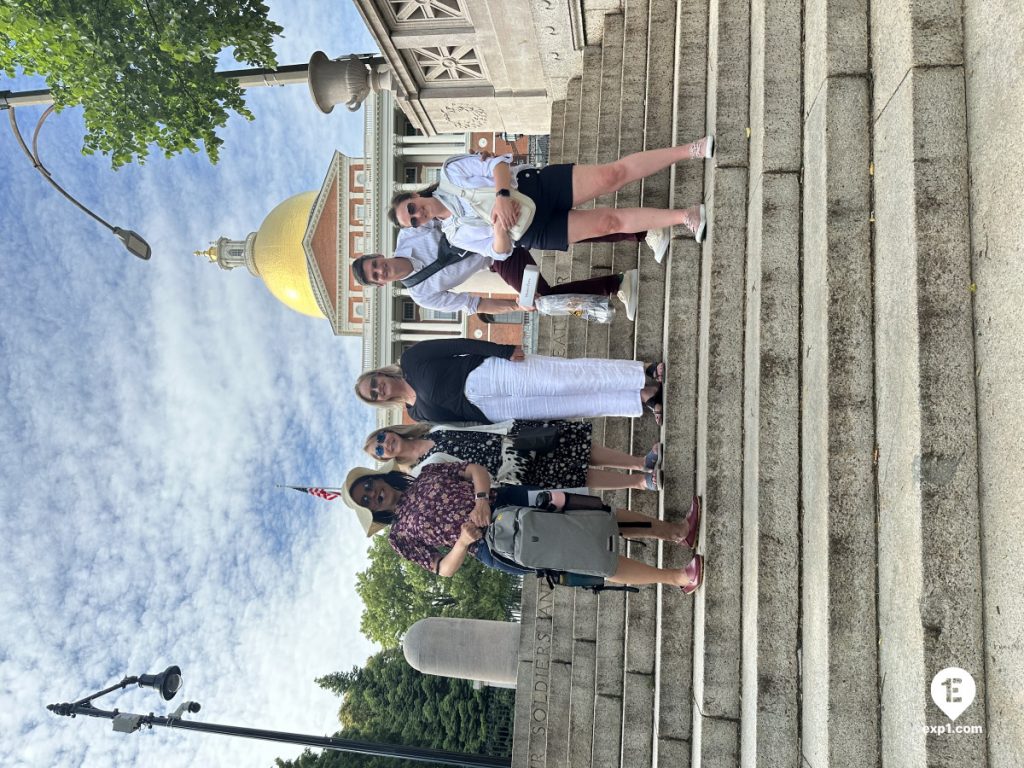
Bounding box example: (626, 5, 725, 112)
(399, 235, 476, 289)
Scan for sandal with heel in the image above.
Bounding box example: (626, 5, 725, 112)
(644, 442, 662, 472)
(645, 361, 666, 384)
(644, 386, 664, 426)
(641, 470, 663, 491)
(680, 554, 704, 594)
(671, 496, 702, 550)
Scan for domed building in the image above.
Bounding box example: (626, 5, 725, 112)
(197, 191, 325, 321)
(199, 92, 536, 424)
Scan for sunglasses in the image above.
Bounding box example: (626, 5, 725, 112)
(367, 375, 382, 402)
(373, 431, 387, 457)
(406, 202, 419, 229)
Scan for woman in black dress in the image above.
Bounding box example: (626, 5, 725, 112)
(362, 422, 664, 491)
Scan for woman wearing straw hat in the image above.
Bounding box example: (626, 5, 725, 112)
(341, 459, 703, 592)
(361, 422, 664, 491)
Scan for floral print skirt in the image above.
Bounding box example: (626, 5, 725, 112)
(505, 420, 592, 488)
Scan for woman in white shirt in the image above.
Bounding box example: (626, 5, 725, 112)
(387, 136, 714, 265)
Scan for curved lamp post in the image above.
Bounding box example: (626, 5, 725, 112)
(6, 105, 152, 260)
(47, 664, 511, 767)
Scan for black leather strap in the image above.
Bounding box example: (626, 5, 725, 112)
(399, 234, 475, 288)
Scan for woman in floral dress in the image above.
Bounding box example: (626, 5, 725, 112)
(340, 459, 703, 593)
(361, 421, 663, 491)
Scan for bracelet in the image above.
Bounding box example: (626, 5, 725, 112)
(496, 188, 511, 198)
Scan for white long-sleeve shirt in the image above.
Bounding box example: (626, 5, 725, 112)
(392, 223, 491, 315)
(434, 153, 533, 260)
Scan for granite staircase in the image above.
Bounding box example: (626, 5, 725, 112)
(511, 0, 1021, 765)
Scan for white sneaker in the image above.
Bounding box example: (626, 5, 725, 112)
(681, 204, 708, 243)
(617, 268, 639, 321)
(689, 134, 715, 160)
(645, 226, 672, 264)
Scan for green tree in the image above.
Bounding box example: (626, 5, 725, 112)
(355, 536, 518, 648)
(275, 649, 514, 768)
(0, 0, 283, 167)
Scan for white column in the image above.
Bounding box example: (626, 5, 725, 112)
(393, 331, 464, 342)
(399, 135, 467, 145)
(393, 145, 465, 158)
(396, 322, 464, 332)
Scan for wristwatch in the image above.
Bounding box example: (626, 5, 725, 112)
(496, 188, 511, 198)
(475, 491, 489, 499)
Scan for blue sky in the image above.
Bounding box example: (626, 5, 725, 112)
(0, 4, 382, 766)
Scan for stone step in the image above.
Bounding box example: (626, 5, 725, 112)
(539, 75, 583, 357)
(567, 589, 599, 768)
(655, 0, 710, 758)
(581, 4, 653, 764)
(511, 577, 541, 768)
(963, 1, 1024, 762)
(585, 10, 626, 449)
(515, 0, 1009, 765)
(547, 98, 567, 166)
(869, 2, 985, 764)
(799, 1, 878, 764)
(540, 97, 573, 311)
(616, 0, 686, 757)
(582, 0, 621, 44)
(545, 585, 575, 768)
(600, 0, 647, 476)
(689, 0, 750, 761)
(592, 589, 627, 768)
(738, 0, 802, 764)
(565, 44, 605, 360)
(590, 10, 625, 277)
(538, 98, 567, 303)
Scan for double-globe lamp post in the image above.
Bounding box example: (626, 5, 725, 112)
(48, 664, 511, 767)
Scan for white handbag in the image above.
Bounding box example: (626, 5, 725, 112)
(437, 159, 537, 241)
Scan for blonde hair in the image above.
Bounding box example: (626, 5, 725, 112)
(362, 424, 434, 471)
(354, 365, 406, 407)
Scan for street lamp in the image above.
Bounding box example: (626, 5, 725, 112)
(5, 105, 152, 260)
(47, 665, 511, 767)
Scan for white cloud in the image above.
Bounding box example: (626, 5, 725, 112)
(0, 2, 384, 766)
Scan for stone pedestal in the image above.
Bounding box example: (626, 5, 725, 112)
(404, 617, 521, 686)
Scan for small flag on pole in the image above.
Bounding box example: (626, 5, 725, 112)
(283, 485, 343, 502)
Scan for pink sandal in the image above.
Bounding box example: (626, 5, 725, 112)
(680, 554, 704, 594)
(672, 496, 702, 549)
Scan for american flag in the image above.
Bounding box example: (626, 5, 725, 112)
(284, 485, 343, 502)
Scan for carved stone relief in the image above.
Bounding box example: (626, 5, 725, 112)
(387, 0, 463, 21)
(412, 45, 484, 81)
(435, 102, 489, 129)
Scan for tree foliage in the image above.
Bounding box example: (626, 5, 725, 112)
(274, 648, 515, 768)
(355, 535, 518, 648)
(0, 0, 283, 167)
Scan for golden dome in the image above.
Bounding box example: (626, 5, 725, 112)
(252, 191, 324, 319)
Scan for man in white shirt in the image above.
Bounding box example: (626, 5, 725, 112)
(351, 221, 638, 318)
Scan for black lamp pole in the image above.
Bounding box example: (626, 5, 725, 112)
(5, 105, 152, 260)
(47, 667, 511, 768)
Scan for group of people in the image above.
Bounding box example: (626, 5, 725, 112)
(338, 138, 714, 594)
(351, 135, 713, 321)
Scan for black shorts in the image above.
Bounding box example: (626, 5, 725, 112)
(514, 163, 575, 251)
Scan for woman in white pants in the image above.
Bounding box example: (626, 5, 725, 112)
(354, 338, 666, 425)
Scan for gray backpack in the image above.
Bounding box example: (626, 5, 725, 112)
(485, 504, 620, 577)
